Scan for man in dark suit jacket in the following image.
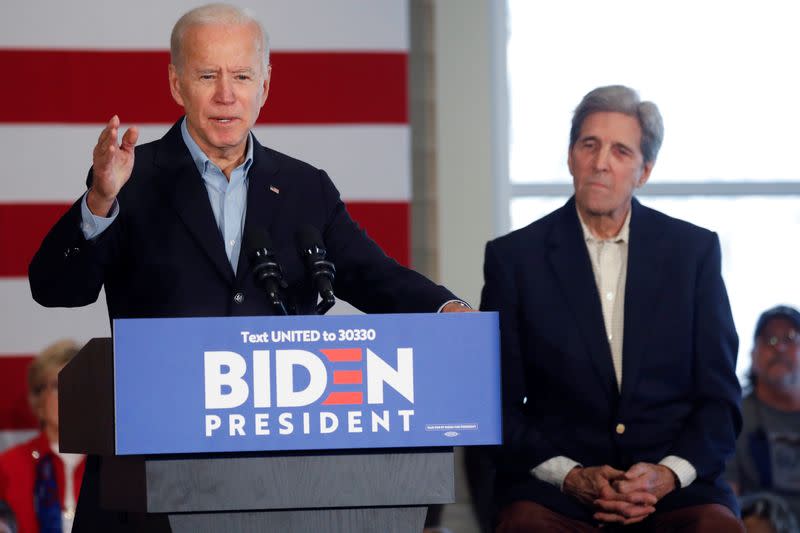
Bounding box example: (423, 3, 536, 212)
(29, 7, 463, 320)
(29, 118, 457, 319)
(28, 4, 468, 530)
(482, 85, 744, 531)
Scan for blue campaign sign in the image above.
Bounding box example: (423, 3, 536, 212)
(112, 312, 501, 455)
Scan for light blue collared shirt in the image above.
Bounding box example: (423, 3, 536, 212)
(180, 119, 253, 273)
(81, 118, 254, 273)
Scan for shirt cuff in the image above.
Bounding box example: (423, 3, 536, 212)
(531, 456, 581, 491)
(659, 455, 697, 488)
(437, 299, 472, 312)
(80, 191, 119, 240)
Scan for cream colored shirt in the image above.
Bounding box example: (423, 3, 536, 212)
(579, 208, 629, 389)
(531, 205, 696, 491)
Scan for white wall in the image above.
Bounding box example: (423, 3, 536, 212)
(434, 0, 506, 307)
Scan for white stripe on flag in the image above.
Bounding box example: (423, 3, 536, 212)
(0, 280, 110, 356)
(0, 0, 408, 51)
(0, 125, 410, 202)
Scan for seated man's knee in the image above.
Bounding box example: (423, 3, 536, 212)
(495, 501, 591, 533)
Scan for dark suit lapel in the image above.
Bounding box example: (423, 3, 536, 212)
(620, 198, 666, 403)
(547, 198, 617, 403)
(235, 135, 282, 282)
(154, 120, 235, 284)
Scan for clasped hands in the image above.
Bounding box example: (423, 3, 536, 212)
(563, 463, 676, 526)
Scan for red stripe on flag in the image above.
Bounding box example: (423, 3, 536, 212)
(320, 349, 362, 362)
(333, 370, 363, 385)
(322, 391, 363, 405)
(0, 356, 38, 430)
(0, 203, 70, 278)
(347, 202, 409, 267)
(0, 201, 409, 277)
(0, 50, 407, 124)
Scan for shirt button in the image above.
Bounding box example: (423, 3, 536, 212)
(616, 423, 626, 435)
(32, 450, 40, 459)
(608, 334, 613, 341)
(229, 239, 236, 247)
(233, 291, 245, 304)
(606, 291, 614, 301)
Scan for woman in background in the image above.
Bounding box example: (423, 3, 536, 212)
(0, 340, 86, 533)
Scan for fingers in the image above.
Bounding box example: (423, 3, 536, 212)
(97, 115, 119, 140)
(90, 115, 136, 201)
(94, 116, 120, 161)
(597, 485, 656, 506)
(615, 463, 656, 494)
(98, 115, 119, 145)
(622, 490, 658, 506)
(599, 465, 626, 480)
(594, 499, 654, 517)
(592, 493, 658, 512)
(624, 462, 650, 479)
(95, 117, 139, 163)
(593, 502, 655, 524)
(120, 126, 139, 152)
(615, 476, 650, 495)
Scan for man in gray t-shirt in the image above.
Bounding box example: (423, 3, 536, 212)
(727, 305, 800, 532)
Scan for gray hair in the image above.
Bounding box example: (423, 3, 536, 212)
(170, 3, 270, 72)
(569, 85, 664, 164)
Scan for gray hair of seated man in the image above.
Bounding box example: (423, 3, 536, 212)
(569, 85, 664, 165)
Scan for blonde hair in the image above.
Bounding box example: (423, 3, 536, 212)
(28, 339, 80, 416)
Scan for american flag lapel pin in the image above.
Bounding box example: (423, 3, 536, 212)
(269, 185, 280, 194)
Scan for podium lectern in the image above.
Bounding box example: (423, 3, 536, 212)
(60, 313, 501, 532)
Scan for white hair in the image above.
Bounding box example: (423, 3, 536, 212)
(170, 3, 270, 71)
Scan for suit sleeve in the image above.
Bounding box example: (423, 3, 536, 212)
(480, 240, 563, 472)
(29, 186, 119, 308)
(668, 233, 742, 481)
(316, 170, 458, 313)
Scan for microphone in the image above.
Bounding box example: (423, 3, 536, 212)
(244, 226, 289, 315)
(295, 224, 336, 315)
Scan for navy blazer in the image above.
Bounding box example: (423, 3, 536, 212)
(29, 120, 459, 532)
(29, 119, 456, 319)
(480, 197, 742, 522)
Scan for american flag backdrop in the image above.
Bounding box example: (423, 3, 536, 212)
(0, 0, 411, 450)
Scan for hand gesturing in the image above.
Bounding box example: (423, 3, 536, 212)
(87, 115, 139, 216)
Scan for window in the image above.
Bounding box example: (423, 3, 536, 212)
(505, 0, 800, 377)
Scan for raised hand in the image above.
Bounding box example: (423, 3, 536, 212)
(87, 115, 139, 216)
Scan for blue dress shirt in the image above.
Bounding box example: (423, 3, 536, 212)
(81, 118, 254, 273)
